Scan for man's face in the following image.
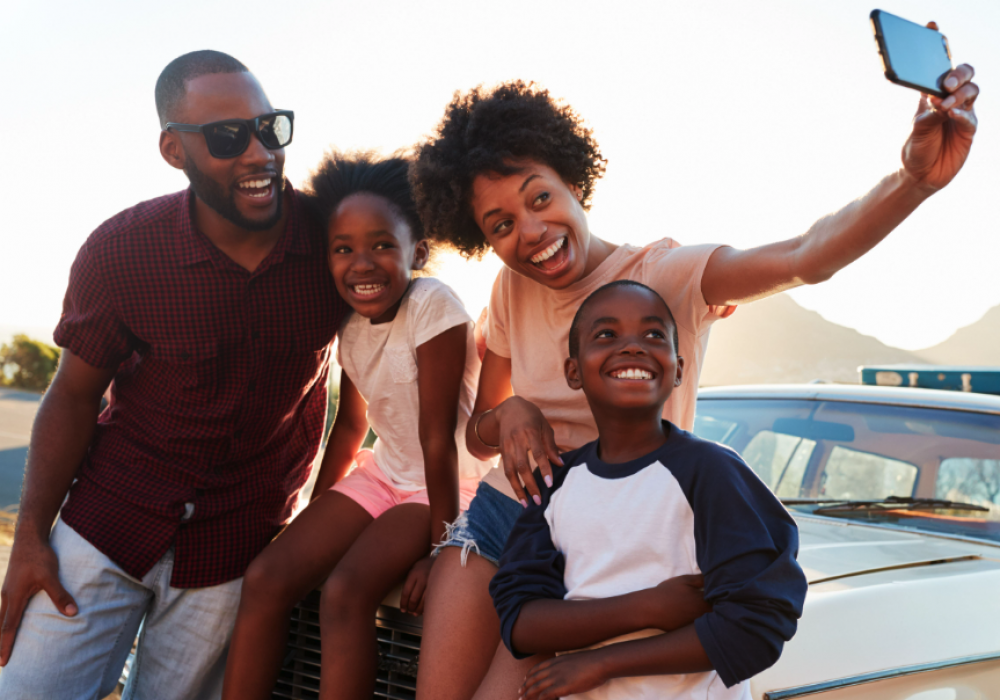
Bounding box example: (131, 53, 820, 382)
(170, 72, 285, 231)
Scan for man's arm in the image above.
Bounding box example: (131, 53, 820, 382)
(0, 349, 115, 665)
(702, 63, 978, 307)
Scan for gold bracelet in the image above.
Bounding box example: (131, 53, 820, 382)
(474, 408, 500, 449)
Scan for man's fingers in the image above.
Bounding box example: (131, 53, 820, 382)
(944, 63, 975, 91)
(0, 595, 28, 666)
(940, 82, 979, 112)
(43, 580, 78, 617)
(399, 575, 415, 613)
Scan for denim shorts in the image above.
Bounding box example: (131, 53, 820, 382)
(437, 480, 524, 565)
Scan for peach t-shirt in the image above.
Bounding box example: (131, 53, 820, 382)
(481, 238, 734, 499)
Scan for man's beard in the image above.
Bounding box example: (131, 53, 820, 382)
(183, 159, 284, 232)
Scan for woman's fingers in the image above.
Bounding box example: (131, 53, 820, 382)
(502, 440, 530, 508)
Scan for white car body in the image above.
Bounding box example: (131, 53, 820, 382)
(696, 385, 1000, 699)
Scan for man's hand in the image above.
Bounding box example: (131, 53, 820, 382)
(901, 59, 978, 194)
(521, 650, 609, 700)
(0, 535, 77, 666)
(643, 574, 712, 632)
(399, 556, 434, 616)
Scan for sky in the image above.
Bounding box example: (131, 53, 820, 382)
(1, 0, 997, 351)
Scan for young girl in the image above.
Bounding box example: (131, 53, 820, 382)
(408, 73, 977, 700)
(221, 151, 494, 700)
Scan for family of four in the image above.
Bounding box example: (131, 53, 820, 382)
(0, 49, 979, 700)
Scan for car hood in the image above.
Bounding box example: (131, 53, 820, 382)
(793, 513, 998, 583)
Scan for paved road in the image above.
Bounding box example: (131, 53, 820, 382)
(0, 388, 40, 581)
(0, 388, 38, 510)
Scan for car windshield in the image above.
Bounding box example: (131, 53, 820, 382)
(693, 398, 1000, 544)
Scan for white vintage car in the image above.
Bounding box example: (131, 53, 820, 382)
(273, 383, 1000, 700)
(694, 384, 1000, 700)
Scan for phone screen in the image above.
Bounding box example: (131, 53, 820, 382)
(872, 10, 952, 96)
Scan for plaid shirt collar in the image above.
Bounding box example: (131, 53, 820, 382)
(173, 180, 313, 271)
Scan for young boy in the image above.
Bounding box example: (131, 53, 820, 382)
(489, 280, 807, 700)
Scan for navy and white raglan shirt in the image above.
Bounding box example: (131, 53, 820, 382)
(489, 423, 807, 700)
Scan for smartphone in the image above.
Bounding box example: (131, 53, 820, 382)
(870, 9, 953, 98)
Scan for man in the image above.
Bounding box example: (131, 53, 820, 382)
(0, 51, 346, 699)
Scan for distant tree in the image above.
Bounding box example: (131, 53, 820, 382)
(0, 335, 61, 391)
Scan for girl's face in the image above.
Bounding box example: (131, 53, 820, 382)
(327, 193, 428, 324)
(470, 161, 600, 290)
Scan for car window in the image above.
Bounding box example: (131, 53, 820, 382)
(742, 431, 816, 497)
(819, 446, 917, 500)
(936, 458, 1000, 508)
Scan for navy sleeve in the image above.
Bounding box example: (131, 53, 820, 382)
(682, 443, 808, 687)
(489, 465, 570, 659)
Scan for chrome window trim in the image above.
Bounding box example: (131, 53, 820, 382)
(763, 651, 1000, 699)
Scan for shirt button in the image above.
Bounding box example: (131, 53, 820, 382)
(180, 351, 191, 360)
(181, 502, 195, 521)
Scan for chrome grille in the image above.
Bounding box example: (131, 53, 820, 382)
(272, 590, 423, 700)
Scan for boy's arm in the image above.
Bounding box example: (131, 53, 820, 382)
(519, 625, 712, 700)
(310, 370, 369, 498)
(686, 449, 809, 687)
(513, 573, 710, 654)
(701, 65, 977, 307)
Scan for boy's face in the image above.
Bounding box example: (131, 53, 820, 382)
(564, 286, 683, 411)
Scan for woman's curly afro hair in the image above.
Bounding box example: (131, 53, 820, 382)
(411, 81, 606, 259)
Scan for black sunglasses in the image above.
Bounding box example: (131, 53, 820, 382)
(166, 110, 294, 159)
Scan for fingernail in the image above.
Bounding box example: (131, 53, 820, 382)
(941, 96, 956, 110)
(520, 499, 528, 508)
(544, 475, 553, 487)
(66, 604, 78, 616)
(533, 494, 542, 506)
(945, 76, 958, 90)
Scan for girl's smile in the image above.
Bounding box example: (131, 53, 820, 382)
(327, 192, 428, 324)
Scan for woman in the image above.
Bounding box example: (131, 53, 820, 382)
(410, 71, 978, 700)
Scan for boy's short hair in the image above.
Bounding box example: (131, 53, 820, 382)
(568, 280, 678, 357)
(302, 150, 425, 242)
(411, 81, 607, 258)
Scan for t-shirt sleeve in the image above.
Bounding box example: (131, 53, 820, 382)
(640, 240, 735, 338)
(489, 470, 567, 659)
(686, 447, 808, 687)
(410, 278, 473, 348)
(483, 268, 511, 358)
(53, 239, 133, 369)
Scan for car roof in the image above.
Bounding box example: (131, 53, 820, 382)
(697, 383, 1000, 416)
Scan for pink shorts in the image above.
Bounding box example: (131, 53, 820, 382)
(331, 449, 480, 519)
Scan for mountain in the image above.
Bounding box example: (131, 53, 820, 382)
(916, 305, 1000, 366)
(700, 294, 929, 386)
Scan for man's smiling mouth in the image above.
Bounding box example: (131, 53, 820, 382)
(236, 177, 274, 199)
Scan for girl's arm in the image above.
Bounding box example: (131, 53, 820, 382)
(310, 370, 369, 499)
(467, 349, 563, 507)
(415, 324, 469, 548)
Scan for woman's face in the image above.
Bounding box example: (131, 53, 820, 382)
(471, 162, 600, 290)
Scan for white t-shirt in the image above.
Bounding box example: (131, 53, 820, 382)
(337, 277, 496, 490)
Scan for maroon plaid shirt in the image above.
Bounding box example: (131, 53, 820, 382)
(54, 184, 347, 587)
